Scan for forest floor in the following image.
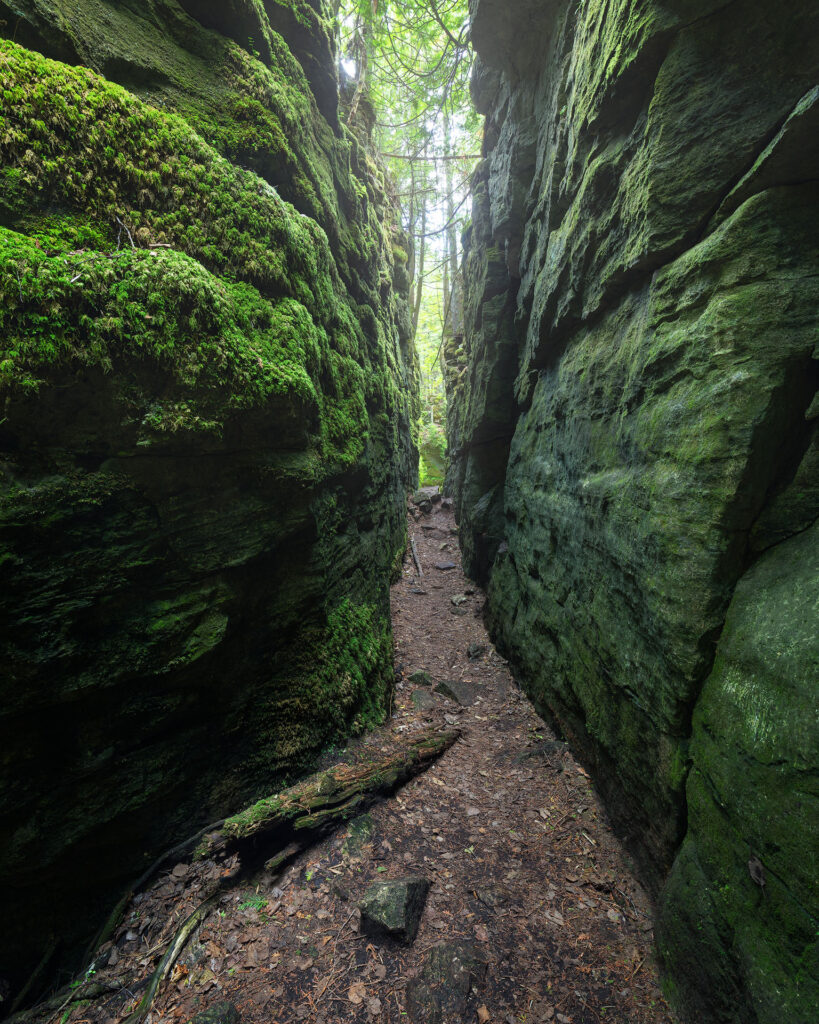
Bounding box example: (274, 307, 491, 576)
(46, 497, 675, 1024)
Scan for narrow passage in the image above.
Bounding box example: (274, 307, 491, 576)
(43, 496, 675, 1024)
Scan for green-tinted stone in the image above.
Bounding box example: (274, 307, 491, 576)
(359, 876, 431, 943)
(448, 1, 819, 1019)
(0, 0, 418, 997)
(193, 1001, 241, 1024)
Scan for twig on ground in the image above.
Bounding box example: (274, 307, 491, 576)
(121, 892, 219, 1024)
(628, 955, 646, 981)
(115, 216, 136, 249)
(8, 938, 57, 1016)
(410, 534, 424, 578)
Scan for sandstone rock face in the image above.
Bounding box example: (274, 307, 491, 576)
(0, 0, 417, 995)
(449, 1, 818, 1019)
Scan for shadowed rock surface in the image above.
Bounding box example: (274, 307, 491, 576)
(405, 942, 487, 1024)
(0, 0, 417, 997)
(359, 876, 431, 944)
(447, 0, 818, 1020)
(192, 1002, 241, 1024)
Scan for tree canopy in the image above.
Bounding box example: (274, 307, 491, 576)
(337, 0, 479, 480)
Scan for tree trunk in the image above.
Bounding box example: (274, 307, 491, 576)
(413, 192, 427, 336)
(443, 109, 463, 338)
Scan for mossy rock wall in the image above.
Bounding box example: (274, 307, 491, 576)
(0, 0, 418, 997)
(449, 1, 818, 1020)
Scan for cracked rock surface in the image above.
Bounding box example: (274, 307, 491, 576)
(446, 2, 819, 1020)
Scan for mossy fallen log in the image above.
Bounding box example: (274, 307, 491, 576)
(13, 727, 460, 1024)
(195, 725, 460, 859)
(120, 726, 460, 1024)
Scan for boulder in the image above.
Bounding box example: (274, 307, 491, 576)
(446, 1, 819, 1018)
(408, 670, 432, 687)
(359, 876, 430, 944)
(412, 689, 440, 712)
(434, 680, 480, 707)
(0, 0, 416, 996)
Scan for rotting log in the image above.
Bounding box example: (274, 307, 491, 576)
(196, 725, 459, 859)
(120, 726, 460, 1024)
(17, 727, 460, 1024)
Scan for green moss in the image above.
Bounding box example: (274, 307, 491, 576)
(0, 4, 419, 996)
(0, 227, 317, 407)
(254, 597, 394, 774)
(659, 522, 819, 1024)
(0, 39, 408, 468)
(225, 794, 285, 836)
(0, 40, 329, 309)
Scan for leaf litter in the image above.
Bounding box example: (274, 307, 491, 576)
(46, 499, 675, 1024)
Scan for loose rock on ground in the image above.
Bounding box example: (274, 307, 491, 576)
(43, 501, 674, 1024)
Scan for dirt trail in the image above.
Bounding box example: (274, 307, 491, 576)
(45, 501, 675, 1024)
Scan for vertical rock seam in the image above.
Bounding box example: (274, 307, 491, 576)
(448, 1, 818, 1021)
(0, 0, 419, 998)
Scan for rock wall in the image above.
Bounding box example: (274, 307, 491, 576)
(448, 1, 818, 1020)
(0, 0, 417, 998)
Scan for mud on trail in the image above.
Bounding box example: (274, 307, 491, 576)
(39, 498, 675, 1024)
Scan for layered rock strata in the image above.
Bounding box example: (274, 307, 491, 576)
(0, 0, 417, 997)
(448, 1, 818, 1020)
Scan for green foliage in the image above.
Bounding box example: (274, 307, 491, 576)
(338, 0, 478, 476)
(239, 893, 270, 913)
(419, 420, 447, 486)
(420, 421, 446, 458)
(414, 263, 448, 423)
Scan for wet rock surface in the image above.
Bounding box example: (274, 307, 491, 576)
(0, 0, 417, 994)
(447, 1, 819, 1019)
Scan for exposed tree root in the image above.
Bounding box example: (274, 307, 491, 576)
(17, 726, 459, 1024)
(7, 939, 57, 1017)
(410, 534, 424, 577)
(121, 893, 220, 1024)
(83, 815, 229, 964)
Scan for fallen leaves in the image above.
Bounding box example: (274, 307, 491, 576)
(170, 963, 188, 983)
(348, 981, 367, 1004)
(59, 505, 674, 1024)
